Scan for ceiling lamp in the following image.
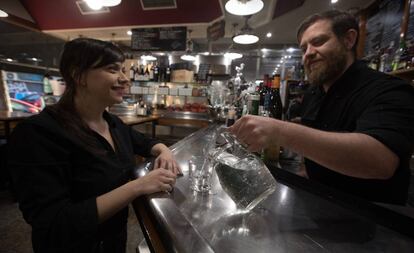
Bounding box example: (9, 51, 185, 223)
(225, 23, 243, 60)
(233, 16, 259, 44)
(181, 54, 196, 61)
(102, 0, 121, 7)
(225, 0, 264, 16)
(85, 0, 121, 10)
(224, 52, 243, 60)
(140, 55, 157, 61)
(181, 29, 196, 61)
(0, 9, 8, 17)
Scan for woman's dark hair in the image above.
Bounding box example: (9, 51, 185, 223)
(296, 10, 359, 55)
(48, 38, 125, 153)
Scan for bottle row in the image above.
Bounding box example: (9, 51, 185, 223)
(232, 74, 283, 121)
(368, 37, 414, 73)
(130, 85, 208, 97)
(129, 62, 171, 82)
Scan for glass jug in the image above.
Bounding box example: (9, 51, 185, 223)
(210, 131, 277, 211)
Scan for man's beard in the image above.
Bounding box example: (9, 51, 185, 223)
(305, 46, 348, 87)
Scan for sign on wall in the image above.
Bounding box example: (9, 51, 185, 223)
(131, 27, 187, 51)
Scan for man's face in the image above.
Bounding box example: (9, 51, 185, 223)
(299, 19, 349, 87)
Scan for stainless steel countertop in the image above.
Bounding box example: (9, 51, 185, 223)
(135, 124, 414, 253)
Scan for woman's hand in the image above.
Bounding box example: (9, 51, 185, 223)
(134, 169, 176, 195)
(152, 144, 181, 175)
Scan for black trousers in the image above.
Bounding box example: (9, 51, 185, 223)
(95, 225, 127, 253)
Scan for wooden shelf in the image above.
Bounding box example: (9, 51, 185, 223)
(388, 68, 414, 81)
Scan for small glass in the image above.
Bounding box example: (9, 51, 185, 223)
(188, 155, 214, 193)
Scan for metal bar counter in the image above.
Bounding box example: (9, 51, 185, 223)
(132, 124, 414, 253)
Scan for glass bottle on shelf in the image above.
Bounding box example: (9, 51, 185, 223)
(165, 66, 171, 82)
(129, 63, 135, 81)
(398, 38, 409, 70)
(393, 36, 408, 71)
(380, 41, 394, 73)
(153, 62, 159, 82)
(149, 62, 154, 81)
(368, 46, 380, 71)
(144, 64, 150, 81)
(269, 74, 283, 120)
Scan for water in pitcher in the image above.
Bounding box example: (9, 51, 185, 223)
(212, 132, 277, 210)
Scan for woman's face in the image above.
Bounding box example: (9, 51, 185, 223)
(80, 62, 129, 106)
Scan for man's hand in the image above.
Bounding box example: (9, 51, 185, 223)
(227, 115, 281, 152)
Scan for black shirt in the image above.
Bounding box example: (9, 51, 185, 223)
(7, 108, 160, 252)
(301, 61, 414, 205)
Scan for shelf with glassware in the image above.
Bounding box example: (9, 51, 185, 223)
(128, 81, 210, 121)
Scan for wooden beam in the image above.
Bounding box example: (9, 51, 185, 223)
(401, 0, 411, 39)
(1, 13, 39, 32)
(357, 11, 367, 59)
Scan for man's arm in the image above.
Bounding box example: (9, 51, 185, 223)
(229, 115, 399, 179)
(278, 120, 399, 179)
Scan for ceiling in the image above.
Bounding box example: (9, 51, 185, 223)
(2, 0, 375, 49)
(0, 0, 375, 78)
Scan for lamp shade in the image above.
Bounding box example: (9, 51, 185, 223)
(85, 0, 103, 10)
(102, 0, 121, 7)
(141, 55, 157, 61)
(233, 34, 259, 44)
(180, 54, 196, 61)
(225, 0, 264, 16)
(0, 9, 8, 17)
(224, 52, 243, 60)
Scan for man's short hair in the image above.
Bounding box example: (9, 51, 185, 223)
(296, 10, 359, 54)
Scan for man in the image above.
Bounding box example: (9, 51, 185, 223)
(228, 10, 414, 205)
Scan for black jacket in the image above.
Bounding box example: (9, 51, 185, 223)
(7, 108, 160, 252)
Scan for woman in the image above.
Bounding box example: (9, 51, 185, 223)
(7, 38, 180, 253)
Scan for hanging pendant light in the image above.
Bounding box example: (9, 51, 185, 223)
(224, 52, 243, 60)
(85, 0, 121, 10)
(181, 29, 196, 61)
(225, 0, 264, 16)
(102, 0, 121, 7)
(225, 23, 243, 59)
(0, 9, 8, 17)
(233, 16, 259, 44)
(141, 55, 157, 61)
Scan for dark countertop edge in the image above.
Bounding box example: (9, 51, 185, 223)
(270, 167, 414, 239)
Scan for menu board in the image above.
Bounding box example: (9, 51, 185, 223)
(364, 0, 404, 55)
(131, 27, 187, 51)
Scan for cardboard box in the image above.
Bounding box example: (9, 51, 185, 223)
(178, 88, 193, 96)
(130, 86, 142, 94)
(171, 70, 194, 83)
(210, 64, 226, 74)
(169, 87, 178, 96)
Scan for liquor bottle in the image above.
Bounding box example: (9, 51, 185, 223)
(144, 64, 150, 81)
(263, 76, 272, 116)
(153, 62, 159, 82)
(380, 41, 395, 73)
(398, 39, 410, 70)
(129, 63, 135, 81)
(269, 74, 283, 120)
(165, 66, 171, 82)
(393, 37, 408, 71)
(149, 63, 154, 81)
(134, 65, 140, 81)
(369, 46, 380, 71)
